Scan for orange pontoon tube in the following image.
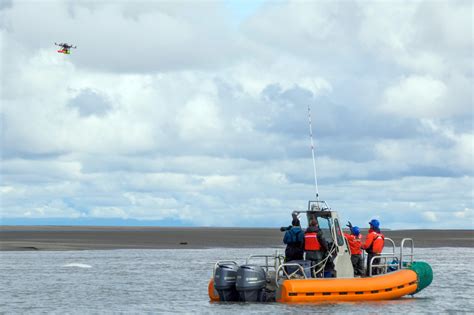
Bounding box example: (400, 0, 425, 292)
(276, 269, 417, 302)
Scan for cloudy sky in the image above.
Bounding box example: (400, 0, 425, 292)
(0, 0, 472, 229)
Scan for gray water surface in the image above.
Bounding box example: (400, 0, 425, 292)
(1, 247, 473, 313)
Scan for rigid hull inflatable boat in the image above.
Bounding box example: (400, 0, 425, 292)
(208, 200, 433, 303)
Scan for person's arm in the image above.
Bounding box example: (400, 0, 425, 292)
(283, 230, 290, 244)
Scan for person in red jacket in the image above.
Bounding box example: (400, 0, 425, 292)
(343, 225, 364, 276)
(304, 219, 327, 278)
(362, 219, 385, 276)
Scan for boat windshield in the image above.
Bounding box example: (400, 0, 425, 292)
(317, 216, 334, 245)
(303, 211, 335, 246)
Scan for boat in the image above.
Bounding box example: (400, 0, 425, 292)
(208, 200, 433, 303)
(208, 106, 432, 303)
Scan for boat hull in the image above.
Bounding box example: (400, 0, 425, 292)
(276, 269, 418, 302)
(208, 269, 418, 302)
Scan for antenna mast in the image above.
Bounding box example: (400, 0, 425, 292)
(307, 105, 320, 202)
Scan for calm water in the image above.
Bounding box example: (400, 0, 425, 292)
(1, 247, 473, 313)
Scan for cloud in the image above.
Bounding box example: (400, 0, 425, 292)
(422, 211, 438, 222)
(0, 0, 472, 228)
(382, 75, 448, 118)
(2, 1, 238, 73)
(68, 88, 112, 117)
(454, 208, 473, 221)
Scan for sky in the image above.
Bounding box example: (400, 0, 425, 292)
(0, 0, 472, 229)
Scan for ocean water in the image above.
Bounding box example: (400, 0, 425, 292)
(1, 247, 473, 314)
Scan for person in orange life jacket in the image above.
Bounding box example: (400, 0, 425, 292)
(362, 219, 385, 276)
(283, 215, 304, 262)
(304, 219, 328, 278)
(343, 224, 364, 276)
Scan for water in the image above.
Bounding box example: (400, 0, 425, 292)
(1, 247, 473, 313)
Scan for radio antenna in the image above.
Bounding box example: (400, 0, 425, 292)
(307, 105, 320, 202)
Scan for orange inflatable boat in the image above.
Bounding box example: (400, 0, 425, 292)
(208, 201, 433, 303)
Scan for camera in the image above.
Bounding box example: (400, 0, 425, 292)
(280, 225, 292, 232)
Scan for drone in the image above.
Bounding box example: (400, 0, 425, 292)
(55, 42, 77, 54)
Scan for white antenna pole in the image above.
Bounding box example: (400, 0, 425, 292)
(307, 105, 320, 202)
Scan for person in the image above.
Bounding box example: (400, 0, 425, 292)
(343, 225, 364, 276)
(283, 215, 304, 263)
(303, 219, 327, 277)
(362, 219, 385, 276)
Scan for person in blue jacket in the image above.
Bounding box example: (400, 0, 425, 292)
(283, 213, 304, 262)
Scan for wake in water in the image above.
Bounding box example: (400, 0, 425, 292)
(62, 263, 92, 268)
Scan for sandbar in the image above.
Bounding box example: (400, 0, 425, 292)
(0, 226, 472, 251)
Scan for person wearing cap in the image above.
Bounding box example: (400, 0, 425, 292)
(343, 223, 364, 276)
(283, 213, 304, 263)
(362, 219, 385, 276)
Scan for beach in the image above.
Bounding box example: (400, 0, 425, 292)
(1, 226, 472, 250)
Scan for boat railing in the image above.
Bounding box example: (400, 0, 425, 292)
(307, 200, 330, 211)
(367, 237, 416, 276)
(368, 255, 400, 277)
(383, 237, 396, 256)
(246, 253, 284, 272)
(400, 238, 414, 268)
(212, 260, 238, 278)
(362, 237, 396, 262)
(275, 263, 308, 286)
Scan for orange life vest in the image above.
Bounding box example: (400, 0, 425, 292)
(372, 232, 385, 254)
(364, 230, 385, 254)
(344, 233, 362, 255)
(304, 232, 321, 251)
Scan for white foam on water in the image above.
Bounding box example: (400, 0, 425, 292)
(62, 263, 92, 268)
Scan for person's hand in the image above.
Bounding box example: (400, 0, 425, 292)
(346, 221, 353, 229)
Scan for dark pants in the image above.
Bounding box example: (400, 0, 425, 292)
(351, 254, 364, 276)
(305, 250, 324, 277)
(366, 253, 381, 276)
(284, 246, 303, 275)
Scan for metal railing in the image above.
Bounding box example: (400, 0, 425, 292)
(246, 253, 284, 272)
(400, 238, 414, 268)
(368, 255, 400, 276)
(366, 237, 415, 276)
(383, 237, 396, 256)
(214, 238, 417, 285)
(275, 263, 309, 286)
(362, 237, 395, 267)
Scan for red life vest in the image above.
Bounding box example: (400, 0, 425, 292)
(304, 232, 321, 251)
(344, 233, 362, 255)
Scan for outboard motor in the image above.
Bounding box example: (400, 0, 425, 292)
(213, 262, 239, 301)
(235, 264, 267, 302)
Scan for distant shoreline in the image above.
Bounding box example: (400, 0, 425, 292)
(0, 226, 472, 251)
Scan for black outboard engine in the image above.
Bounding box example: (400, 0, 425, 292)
(213, 262, 239, 301)
(235, 264, 267, 302)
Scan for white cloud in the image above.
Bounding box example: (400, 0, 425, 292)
(381, 75, 448, 118)
(177, 95, 223, 140)
(422, 211, 438, 222)
(90, 207, 128, 219)
(21, 200, 82, 218)
(0, 0, 472, 228)
(453, 208, 473, 221)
